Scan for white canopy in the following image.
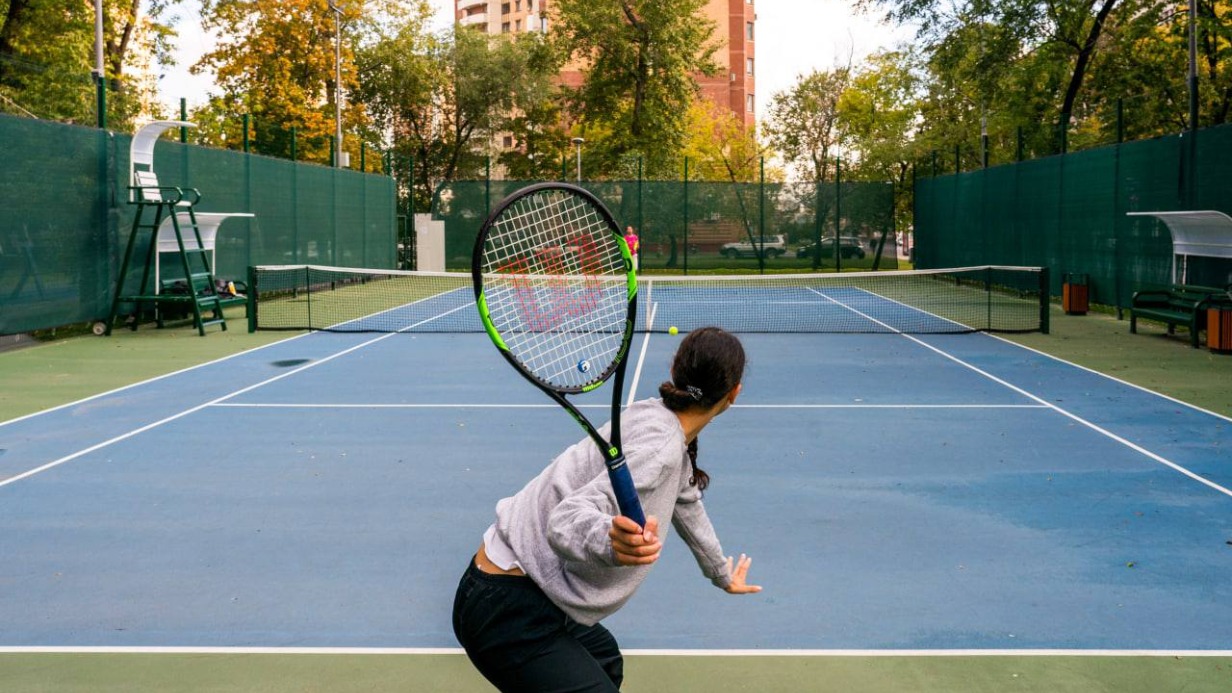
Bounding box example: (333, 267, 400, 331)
(1126, 211, 1232, 284)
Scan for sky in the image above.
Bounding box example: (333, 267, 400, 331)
(160, 0, 912, 118)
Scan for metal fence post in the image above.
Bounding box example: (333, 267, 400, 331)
(835, 156, 843, 273)
(758, 156, 766, 274)
(683, 157, 690, 275)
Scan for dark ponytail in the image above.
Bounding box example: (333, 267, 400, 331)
(658, 327, 745, 492)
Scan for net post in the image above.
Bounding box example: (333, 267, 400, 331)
(1039, 266, 1051, 334)
(985, 266, 992, 330)
(247, 266, 258, 333)
(305, 265, 313, 330)
(644, 278, 653, 331)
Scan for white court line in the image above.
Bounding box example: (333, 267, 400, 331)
(0, 303, 474, 490)
(988, 332, 1232, 425)
(734, 404, 1047, 409)
(209, 402, 1047, 410)
(0, 646, 1229, 657)
(809, 288, 1232, 500)
(625, 301, 658, 408)
(210, 403, 611, 409)
(0, 331, 316, 430)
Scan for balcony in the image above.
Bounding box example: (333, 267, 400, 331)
(460, 12, 488, 26)
(458, 0, 487, 9)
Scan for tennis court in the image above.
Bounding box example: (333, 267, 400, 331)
(1, 270, 1230, 691)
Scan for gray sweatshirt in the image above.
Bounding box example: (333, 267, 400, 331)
(490, 398, 732, 626)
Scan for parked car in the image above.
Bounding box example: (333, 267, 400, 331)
(796, 236, 866, 259)
(720, 234, 787, 259)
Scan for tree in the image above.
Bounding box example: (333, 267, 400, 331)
(356, 18, 561, 208)
(193, 0, 370, 162)
(857, 0, 1127, 152)
(0, 0, 180, 125)
(838, 50, 921, 229)
(763, 67, 852, 183)
(550, 0, 719, 177)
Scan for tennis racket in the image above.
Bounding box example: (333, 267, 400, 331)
(472, 182, 645, 528)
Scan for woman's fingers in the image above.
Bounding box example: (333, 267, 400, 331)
(725, 554, 763, 594)
(610, 515, 662, 566)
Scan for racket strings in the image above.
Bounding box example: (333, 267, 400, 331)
(480, 190, 628, 390)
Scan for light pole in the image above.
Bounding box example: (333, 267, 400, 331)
(571, 137, 585, 182)
(93, 0, 105, 128)
(328, 0, 344, 167)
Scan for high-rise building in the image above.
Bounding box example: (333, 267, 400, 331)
(454, 0, 755, 127)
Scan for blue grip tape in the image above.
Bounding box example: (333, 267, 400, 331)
(606, 457, 646, 528)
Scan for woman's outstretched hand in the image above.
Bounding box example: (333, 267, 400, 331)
(724, 554, 762, 594)
(610, 515, 662, 566)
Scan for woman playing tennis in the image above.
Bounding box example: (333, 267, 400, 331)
(452, 326, 762, 692)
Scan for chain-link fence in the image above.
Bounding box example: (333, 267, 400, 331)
(431, 178, 898, 274)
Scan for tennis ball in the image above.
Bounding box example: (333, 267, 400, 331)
(669, 326, 679, 335)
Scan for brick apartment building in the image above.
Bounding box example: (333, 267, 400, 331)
(454, 0, 756, 129)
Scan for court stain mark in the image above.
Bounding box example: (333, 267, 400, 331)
(271, 359, 312, 368)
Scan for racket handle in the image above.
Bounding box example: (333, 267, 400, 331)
(606, 456, 647, 528)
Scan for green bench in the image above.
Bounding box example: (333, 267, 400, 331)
(1129, 284, 1223, 348)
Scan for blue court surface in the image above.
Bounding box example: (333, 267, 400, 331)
(1, 318, 1231, 655)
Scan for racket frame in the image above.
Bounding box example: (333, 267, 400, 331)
(472, 183, 645, 527)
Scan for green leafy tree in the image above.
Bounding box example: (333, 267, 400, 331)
(550, 0, 719, 177)
(763, 67, 852, 183)
(0, 0, 180, 125)
(856, 0, 1138, 154)
(356, 17, 560, 208)
(838, 50, 921, 229)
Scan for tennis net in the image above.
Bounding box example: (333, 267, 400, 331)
(245, 265, 1050, 335)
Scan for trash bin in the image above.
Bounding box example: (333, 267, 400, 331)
(1209, 304, 1232, 354)
(1063, 273, 1089, 315)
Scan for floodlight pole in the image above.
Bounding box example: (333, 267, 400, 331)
(93, 0, 105, 128)
(1188, 0, 1198, 133)
(571, 137, 585, 182)
(1187, 0, 1198, 205)
(330, 0, 344, 168)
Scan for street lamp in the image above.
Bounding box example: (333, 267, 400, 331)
(328, 0, 344, 167)
(571, 137, 585, 182)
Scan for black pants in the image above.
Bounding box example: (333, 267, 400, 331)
(452, 558, 624, 692)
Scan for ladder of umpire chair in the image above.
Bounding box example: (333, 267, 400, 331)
(105, 171, 227, 336)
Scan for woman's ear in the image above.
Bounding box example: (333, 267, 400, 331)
(727, 383, 742, 405)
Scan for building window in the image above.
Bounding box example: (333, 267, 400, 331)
(515, 19, 521, 31)
(746, 22, 754, 40)
(501, 21, 510, 32)
(516, 0, 521, 10)
(503, 135, 514, 149)
(501, 2, 510, 14)
(746, 58, 754, 75)
(747, 94, 755, 112)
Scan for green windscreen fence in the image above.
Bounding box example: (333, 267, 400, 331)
(432, 179, 897, 273)
(0, 114, 396, 335)
(915, 123, 1232, 308)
